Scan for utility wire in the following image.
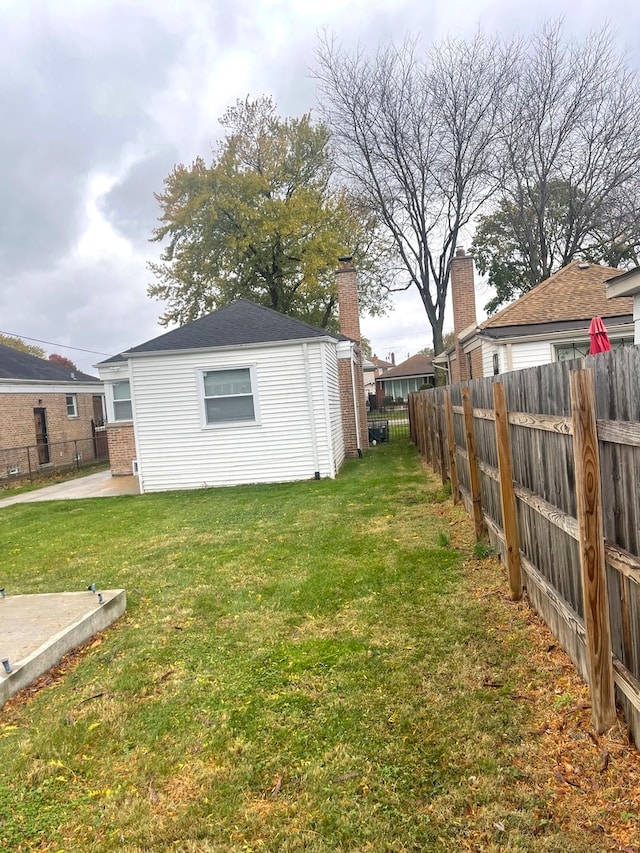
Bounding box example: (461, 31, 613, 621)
(0, 330, 113, 357)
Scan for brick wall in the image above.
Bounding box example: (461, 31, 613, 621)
(336, 258, 369, 455)
(450, 247, 478, 382)
(106, 422, 136, 475)
(0, 390, 103, 479)
(0, 391, 98, 450)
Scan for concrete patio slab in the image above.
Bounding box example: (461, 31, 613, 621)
(0, 589, 126, 708)
(0, 471, 139, 508)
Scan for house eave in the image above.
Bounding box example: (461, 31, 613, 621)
(478, 316, 633, 343)
(606, 268, 640, 298)
(123, 336, 339, 359)
(0, 379, 102, 394)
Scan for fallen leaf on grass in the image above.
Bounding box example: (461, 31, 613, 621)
(76, 691, 110, 707)
(158, 670, 175, 683)
(331, 771, 359, 784)
(269, 775, 282, 798)
(554, 770, 582, 789)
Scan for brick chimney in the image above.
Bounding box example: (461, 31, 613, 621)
(336, 256, 369, 456)
(450, 247, 477, 382)
(337, 256, 361, 341)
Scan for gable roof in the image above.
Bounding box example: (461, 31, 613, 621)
(380, 353, 434, 380)
(111, 299, 342, 360)
(369, 355, 393, 370)
(0, 345, 99, 383)
(480, 261, 633, 330)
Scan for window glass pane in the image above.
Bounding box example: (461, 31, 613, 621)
(203, 368, 251, 397)
(113, 380, 131, 401)
(66, 394, 77, 416)
(114, 400, 133, 420)
(205, 395, 255, 423)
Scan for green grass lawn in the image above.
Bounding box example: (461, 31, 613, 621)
(0, 441, 622, 851)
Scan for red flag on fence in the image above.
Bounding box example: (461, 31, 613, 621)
(589, 316, 612, 355)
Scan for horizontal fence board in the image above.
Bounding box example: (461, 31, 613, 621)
(409, 345, 640, 747)
(597, 420, 640, 447)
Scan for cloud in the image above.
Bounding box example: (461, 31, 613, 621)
(0, 1, 184, 275)
(1, 0, 640, 372)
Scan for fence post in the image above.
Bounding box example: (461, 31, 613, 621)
(27, 446, 33, 482)
(427, 398, 437, 472)
(570, 367, 616, 734)
(424, 396, 433, 465)
(493, 382, 522, 601)
(444, 390, 459, 504)
(418, 394, 427, 456)
(408, 395, 415, 444)
(461, 385, 484, 541)
(438, 400, 448, 486)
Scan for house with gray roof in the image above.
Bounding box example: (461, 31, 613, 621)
(0, 345, 104, 479)
(97, 262, 369, 492)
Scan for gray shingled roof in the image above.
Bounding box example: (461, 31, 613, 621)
(117, 299, 343, 358)
(0, 345, 100, 383)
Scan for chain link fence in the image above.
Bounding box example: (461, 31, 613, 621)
(0, 429, 109, 484)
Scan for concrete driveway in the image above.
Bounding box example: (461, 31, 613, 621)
(0, 471, 140, 508)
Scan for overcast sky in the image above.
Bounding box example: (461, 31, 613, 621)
(1, 0, 638, 373)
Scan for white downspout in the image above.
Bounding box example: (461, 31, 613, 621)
(303, 343, 321, 479)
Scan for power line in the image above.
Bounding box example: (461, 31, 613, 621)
(0, 330, 113, 357)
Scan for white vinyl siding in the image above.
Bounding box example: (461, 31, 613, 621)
(130, 341, 342, 492)
(322, 345, 344, 474)
(507, 341, 553, 372)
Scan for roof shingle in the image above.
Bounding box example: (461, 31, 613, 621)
(480, 261, 633, 329)
(115, 299, 342, 358)
(381, 353, 434, 379)
(0, 345, 99, 382)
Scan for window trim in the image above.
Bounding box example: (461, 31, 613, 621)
(199, 364, 260, 429)
(553, 336, 634, 363)
(66, 393, 78, 418)
(110, 379, 133, 422)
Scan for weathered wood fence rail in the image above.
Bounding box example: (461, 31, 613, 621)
(409, 347, 640, 746)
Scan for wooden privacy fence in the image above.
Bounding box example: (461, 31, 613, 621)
(409, 346, 640, 746)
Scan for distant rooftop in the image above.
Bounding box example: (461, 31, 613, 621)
(0, 345, 100, 383)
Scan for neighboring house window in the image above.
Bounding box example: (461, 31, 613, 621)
(202, 367, 256, 425)
(555, 337, 634, 362)
(492, 352, 500, 375)
(555, 342, 590, 362)
(66, 394, 78, 417)
(112, 380, 132, 421)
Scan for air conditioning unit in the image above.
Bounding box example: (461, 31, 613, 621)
(132, 459, 139, 475)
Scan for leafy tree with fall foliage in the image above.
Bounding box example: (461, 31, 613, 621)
(48, 353, 78, 371)
(148, 96, 390, 330)
(0, 334, 45, 358)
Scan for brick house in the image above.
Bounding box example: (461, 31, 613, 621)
(375, 353, 435, 403)
(97, 260, 368, 492)
(435, 249, 635, 381)
(0, 345, 104, 480)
